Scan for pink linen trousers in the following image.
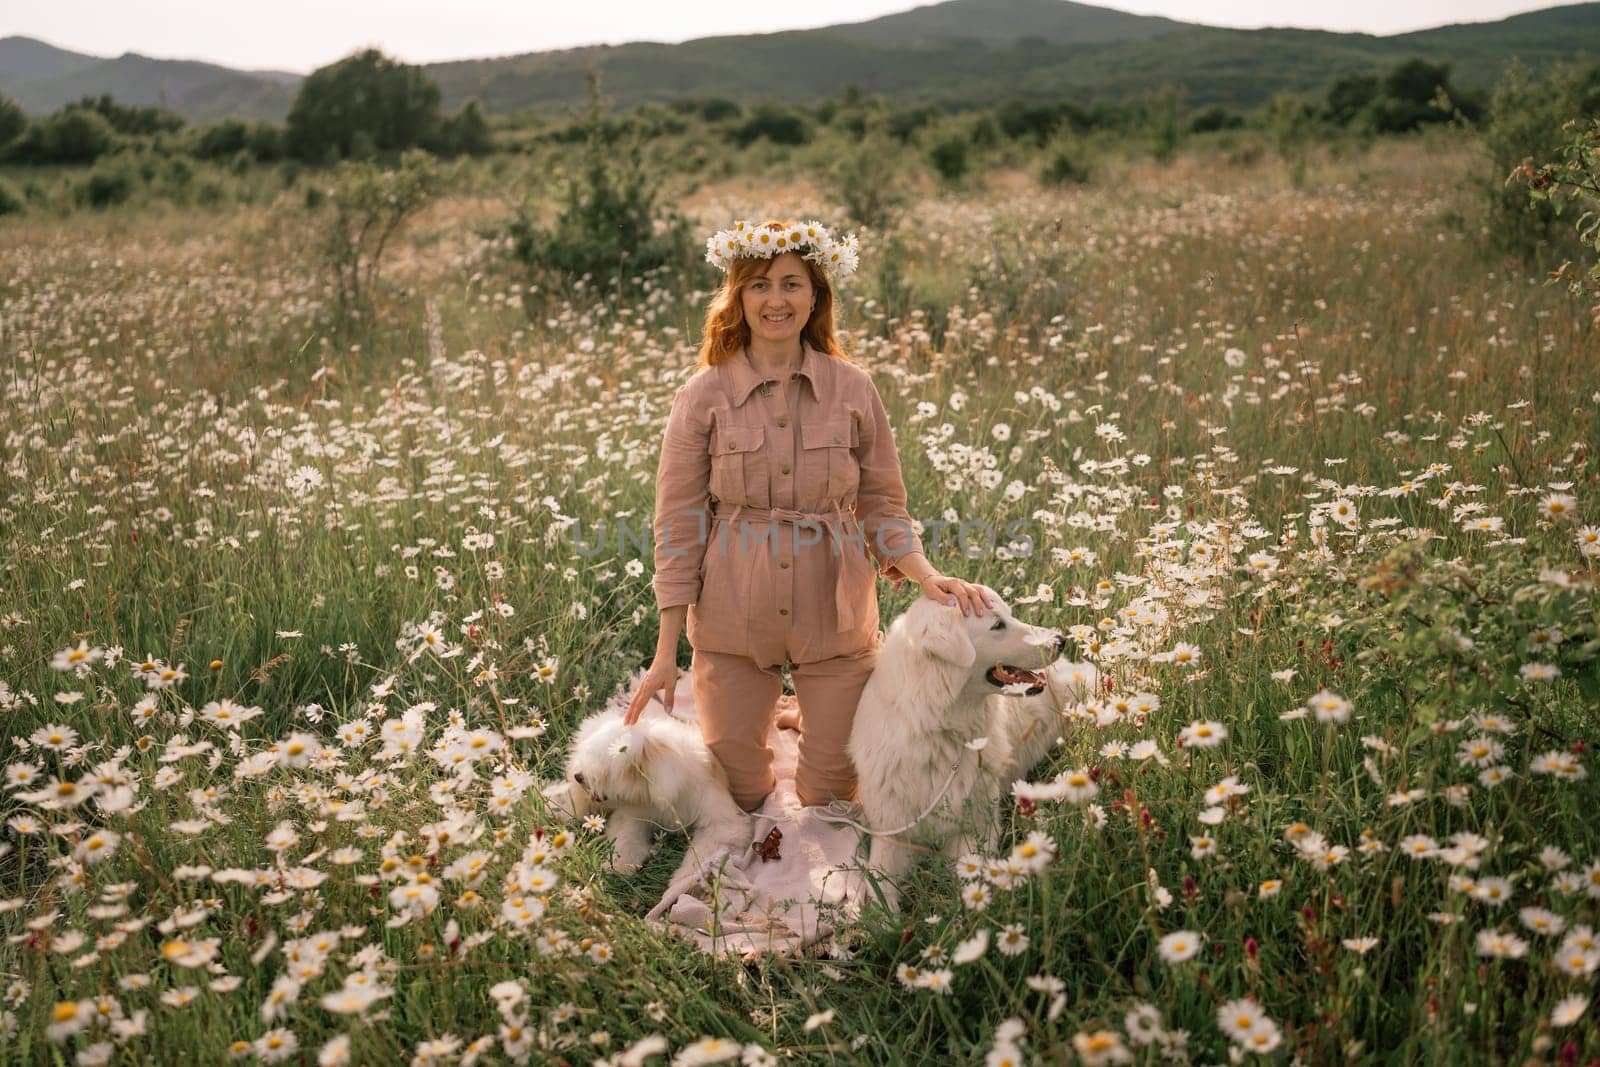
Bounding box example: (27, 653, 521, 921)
(650, 342, 925, 809)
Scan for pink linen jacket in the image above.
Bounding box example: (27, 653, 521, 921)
(651, 343, 924, 664)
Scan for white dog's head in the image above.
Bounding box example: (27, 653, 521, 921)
(895, 585, 1066, 695)
(555, 710, 706, 817)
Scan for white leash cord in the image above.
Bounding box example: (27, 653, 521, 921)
(817, 755, 965, 838)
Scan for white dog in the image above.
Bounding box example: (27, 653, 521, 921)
(847, 587, 1071, 908)
(544, 707, 750, 874)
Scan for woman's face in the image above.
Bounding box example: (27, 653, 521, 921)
(740, 252, 814, 348)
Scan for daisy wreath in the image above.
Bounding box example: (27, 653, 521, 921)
(704, 220, 861, 285)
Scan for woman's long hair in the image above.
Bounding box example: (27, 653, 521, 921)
(697, 221, 848, 367)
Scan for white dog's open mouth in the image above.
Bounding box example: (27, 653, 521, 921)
(986, 664, 1046, 695)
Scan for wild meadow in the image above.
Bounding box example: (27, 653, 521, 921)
(1, 131, 1597, 1065)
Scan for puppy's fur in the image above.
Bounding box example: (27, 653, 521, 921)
(544, 708, 749, 874)
(848, 587, 1067, 907)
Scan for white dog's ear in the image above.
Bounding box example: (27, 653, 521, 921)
(909, 603, 976, 668)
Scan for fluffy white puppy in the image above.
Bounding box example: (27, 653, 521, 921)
(544, 708, 749, 874)
(848, 586, 1066, 907)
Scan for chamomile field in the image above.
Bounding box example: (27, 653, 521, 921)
(1, 135, 1598, 1065)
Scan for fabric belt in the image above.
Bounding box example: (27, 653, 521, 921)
(711, 501, 876, 633)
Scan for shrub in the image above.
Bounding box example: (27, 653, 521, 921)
(1513, 114, 1600, 309)
(1482, 63, 1600, 260)
(8, 108, 116, 164)
(1325, 72, 1379, 126)
(433, 101, 492, 158)
(78, 166, 134, 208)
(831, 135, 908, 231)
(996, 100, 1071, 146)
(318, 149, 443, 311)
(1261, 93, 1319, 187)
(927, 133, 969, 184)
(729, 105, 811, 147)
(0, 94, 25, 150)
(502, 72, 696, 295)
(1139, 87, 1185, 164)
(194, 119, 285, 163)
(1190, 105, 1244, 134)
(1040, 146, 1090, 187)
(673, 97, 739, 123)
(286, 49, 443, 162)
(1360, 57, 1480, 133)
(66, 94, 183, 136)
(0, 178, 23, 216)
(886, 105, 935, 144)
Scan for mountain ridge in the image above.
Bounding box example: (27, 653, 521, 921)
(2, 0, 1597, 123)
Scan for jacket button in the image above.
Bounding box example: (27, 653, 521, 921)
(778, 608, 789, 616)
(727, 443, 736, 450)
(779, 561, 790, 569)
(833, 436, 842, 444)
(777, 418, 787, 428)
(790, 373, 798, 381)
(780, 465, 790, 475)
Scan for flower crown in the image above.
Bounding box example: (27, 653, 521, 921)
(704, 220, 861, 285)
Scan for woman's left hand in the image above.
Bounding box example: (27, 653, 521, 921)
(918, 573, 993, 617)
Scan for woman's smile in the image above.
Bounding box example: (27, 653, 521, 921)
(742, 252, 813, 346)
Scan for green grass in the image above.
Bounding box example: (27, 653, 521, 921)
(0, 133, 1597, 1065)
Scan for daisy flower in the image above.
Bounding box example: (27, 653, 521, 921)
(1157, 930, 1202, 964)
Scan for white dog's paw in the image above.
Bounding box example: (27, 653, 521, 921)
(605, 814, 655, 872)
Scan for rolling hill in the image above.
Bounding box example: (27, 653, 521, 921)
(1, 0, 1597, 124)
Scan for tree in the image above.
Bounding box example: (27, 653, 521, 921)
(319, 149, 442, 312)
(0, 95, 25, 149)
(285, 49, 443, 162)
(434, 101, 491, 157)
(7, 107, 116, 164)
(1325, 73, 1378, 126)
(67, 94, 183, 136)
(1368, 58, 1455, 133)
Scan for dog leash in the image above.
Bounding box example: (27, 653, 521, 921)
(815, 753, 968, 838)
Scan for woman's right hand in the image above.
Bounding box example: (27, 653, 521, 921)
(623, 655, 679, 724)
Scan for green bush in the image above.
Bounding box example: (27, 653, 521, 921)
(1513, 115, 1600, 306)
(8, 108, 117, 164)
(0, 94, 25, 150)
(996, 99, 1081, 146)
(1482, 62, 1600, 260)
(1040, 146, 1090, 186)
(729, 104, 811, 147)
(78, 166, 134, 208)
(927, 133, 969, 184)
(286, 49, 443, 162)
(194, 119, 285, 162)
(1190, 105, 1244, 134)
(504, 76, 695, 295)
(831, 135, 908, 231)
(318, 149, 443, 311)
(1325, 72, 1379, 126)
(885, 105, 935, 144)
(66, 94, 183, 136)
(434, 101, 492, 158)
(0, 178, 23, 216)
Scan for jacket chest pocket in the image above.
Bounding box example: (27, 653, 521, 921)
(801, 418, 858, 503)
(709, 424, 766, 505)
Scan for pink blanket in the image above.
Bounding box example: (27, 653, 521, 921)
(610, 669, 870, 958)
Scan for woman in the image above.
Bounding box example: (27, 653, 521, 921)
(623, 219, 992, 812)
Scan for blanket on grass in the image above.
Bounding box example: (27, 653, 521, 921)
(613, 669, 870, 958)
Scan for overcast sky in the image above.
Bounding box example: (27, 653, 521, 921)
(3, 0, 1587, 73)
